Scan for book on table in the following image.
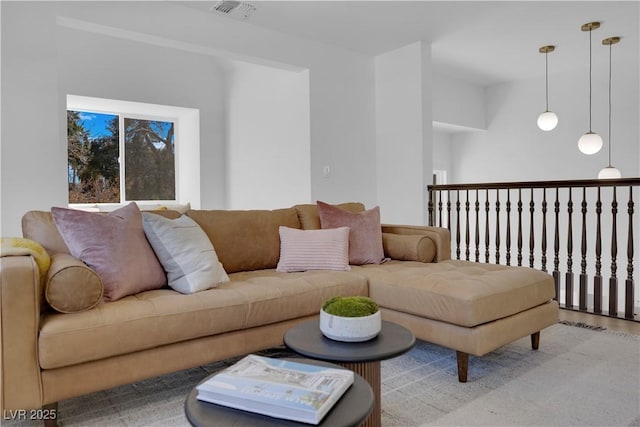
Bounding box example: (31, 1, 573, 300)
(196, 354, 354, 425)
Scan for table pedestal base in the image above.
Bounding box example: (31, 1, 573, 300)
(338, 361, 380, 427)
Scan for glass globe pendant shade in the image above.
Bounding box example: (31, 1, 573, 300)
(537, 111, 558, 131)
(597, 166, 622, 179)
(578, 131, 603, 155)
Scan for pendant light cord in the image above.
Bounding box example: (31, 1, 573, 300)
(545, 51, 549, 111)
(588, 28, 593, 131)
(607, 42, 612, 167)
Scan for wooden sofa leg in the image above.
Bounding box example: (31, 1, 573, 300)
(456, 351, 469, 383)
(531, 331, 540, 350)
(43, 402, 58, 427)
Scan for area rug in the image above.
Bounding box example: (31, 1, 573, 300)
(5, 323, 639, 427)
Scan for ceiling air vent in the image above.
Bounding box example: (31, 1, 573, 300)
(211, 1, 256, 19)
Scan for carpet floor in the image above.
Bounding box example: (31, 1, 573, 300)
(5, 322, 639, 427)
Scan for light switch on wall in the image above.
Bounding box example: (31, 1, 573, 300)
(322, 165, 331, 178)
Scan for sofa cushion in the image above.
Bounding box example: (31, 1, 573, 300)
(382, 233, 436, 263)
(187, 208, 301, 274)
(142, 213, 230, 294)
(21, 209, 183, 256)
(354, 260, 555, 328)
(22, 211, 71, 255)
(276, 226, 351, 272)
(51, 203, 167, 301)
(228, 270, 368, 328)
(317, 201, 386, 265)
(101, 202, 191, 214)
(45, 253, 104, 313)
(37, 270, 368, 369)
(295, 202, 365, 230)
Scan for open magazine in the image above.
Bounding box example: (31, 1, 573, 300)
(196, 354, 354, 425)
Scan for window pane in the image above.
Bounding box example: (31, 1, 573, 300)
(67, 110, 120, 203)
(124, 118, 176, 201)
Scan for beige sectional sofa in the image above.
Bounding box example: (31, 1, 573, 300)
(0, 202, 558, 415)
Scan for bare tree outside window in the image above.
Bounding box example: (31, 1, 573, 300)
(67, 110, 175, 204)
(124, 118, 175, 201)
(67, 110, 120, 203)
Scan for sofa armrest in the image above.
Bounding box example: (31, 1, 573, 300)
(0, 256, 44, 411)
(381, 224, 451, 262)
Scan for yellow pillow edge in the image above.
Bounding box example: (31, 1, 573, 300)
(1, 237, 51, 276)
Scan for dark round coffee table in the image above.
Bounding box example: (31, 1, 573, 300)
(284, 320, 415, 427)
(184, 358, 374, 427)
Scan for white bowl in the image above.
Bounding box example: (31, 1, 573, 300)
(319, 309, 381, 342)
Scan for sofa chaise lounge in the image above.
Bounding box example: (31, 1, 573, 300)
(0, 202, 558, 416)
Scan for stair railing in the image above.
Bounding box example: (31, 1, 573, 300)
(428, 178, 640, 321)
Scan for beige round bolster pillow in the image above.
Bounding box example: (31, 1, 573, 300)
(381, 233, 436, 263)
(45, 253, 104, 313)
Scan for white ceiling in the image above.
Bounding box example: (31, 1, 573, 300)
(180, 1, 639, 87)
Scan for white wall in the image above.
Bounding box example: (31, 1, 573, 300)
(4, 1, 635, 239)
(431, 73, 485, 188)
(433, 131, 452, 175)
(54, 0, 377, 209)
(375, 42, 433, 225)
(450, 67, 639, 184)
(1, 2, 61, 237)
(433, 73, 486, 130)
(309, 59, 377, 208)
(0, 1, 377, 236)
(225, 62, 311, 209)
(56, 25, 227, 211)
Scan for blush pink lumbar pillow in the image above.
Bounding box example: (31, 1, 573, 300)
(277, 226, 351, 272)
(51, 202, 167, 301)
(317, 201, 386, 265)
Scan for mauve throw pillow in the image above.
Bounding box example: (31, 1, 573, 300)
(51, 202, 167, 301)
(317, 201, 386, 265)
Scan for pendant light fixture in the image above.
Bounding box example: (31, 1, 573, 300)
(537, 45, 558, 131)
(598, 36, 622, 179)
(578, 21, 603, 155)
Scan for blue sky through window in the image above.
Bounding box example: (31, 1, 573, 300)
(77, 111, 117, 139)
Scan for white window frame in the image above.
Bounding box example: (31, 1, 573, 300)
(67, 95, 200, 210)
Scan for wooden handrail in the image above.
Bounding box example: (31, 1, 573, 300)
(429, 177, 640, 191)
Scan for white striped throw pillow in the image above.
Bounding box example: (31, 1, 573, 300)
(276, 226, 351, 272)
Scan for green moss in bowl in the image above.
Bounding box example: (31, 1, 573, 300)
(322, 296, 379, 317)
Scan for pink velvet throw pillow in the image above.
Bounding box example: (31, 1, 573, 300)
(317, 201, 386, 265)
(51, 203, 167, 301)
